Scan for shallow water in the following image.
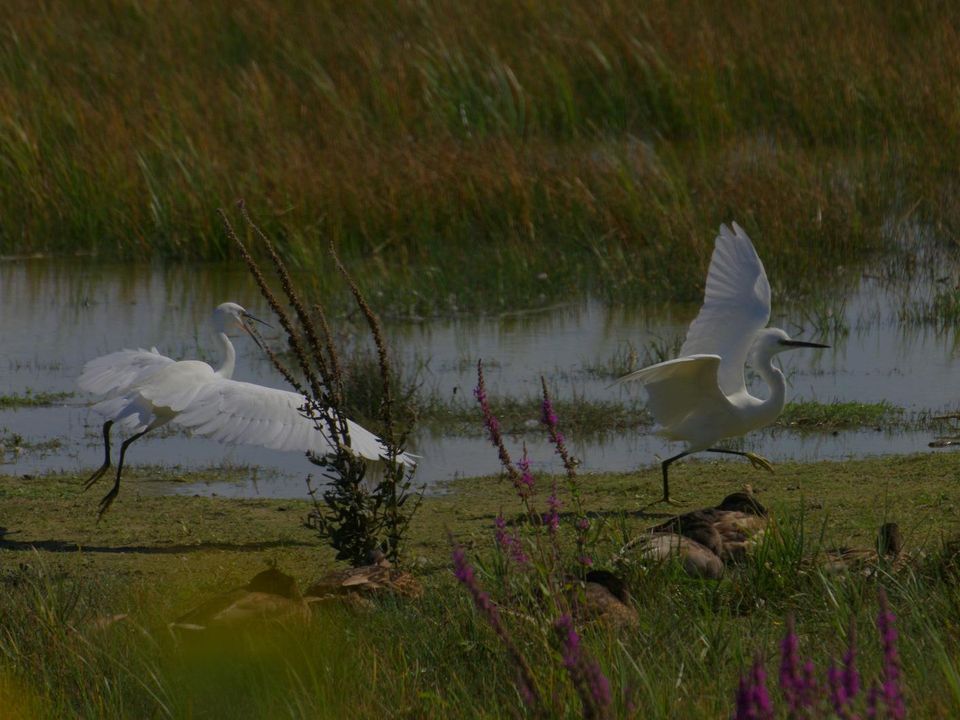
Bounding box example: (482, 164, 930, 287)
(1, 248, 958, 499)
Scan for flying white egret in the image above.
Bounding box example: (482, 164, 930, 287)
(618, 223, 829, 505)
(79, 302, 413, 517)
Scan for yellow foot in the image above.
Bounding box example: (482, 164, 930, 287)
(745, 452, 775, 473)
(641, 496, 684, 511)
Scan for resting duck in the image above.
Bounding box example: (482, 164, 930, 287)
(620, 492, 769, 579)
(170, 567, 310, 633)
(305, 550, 423, 607)
(821, 523, 904, 575)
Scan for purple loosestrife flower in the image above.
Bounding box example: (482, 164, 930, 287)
(555, 613, 612, 719)
(778, 617, 819, 715)
(475, 361, 519, 483)
(733, 656, 774, 720)
(826, 625, 862, 720)
(517, 446, 536, 497)
(540, 378, 578, 478)
(544, 480, 561, 534)
(494, 512, 529, 567)
(451, 542, 541, 710)
(750, 657, 775, 720)
(877, 590, 905, 719)
(799, 659, 819, 710)
(476, 361, 540, 516)
(828, 660, 861, 720)
(452, 544, 501, 628)
(733, 675, 753, 720)
(779, 616, 802, 713)
(866, 683, 880, 720)
(842, 622, 861, 702)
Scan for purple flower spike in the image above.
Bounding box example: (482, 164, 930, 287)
(494, 512, 530, 567)
(555, 613, 612, 719)
(516, 445, 536, 499)
(750, 656, 774, 720)
(877, 590, 905, 719)
(450, 541, 541, 710)
(799, 658, 818, 709)
(866, 682, 881, 720)
(828, 663, 848, 719)
(475, 361, 518, 482)
(544, 479, 561, 534)
(779, 615, 801, 712)
(733, 673, 754, 720)
(842, 622, 861, 703)
(540, 377, 578, 478)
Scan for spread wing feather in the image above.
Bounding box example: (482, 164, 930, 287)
(167, 374, 415, 465)
(616, 355, 728, 431)
(679, 223, 771, 396)
(80, 350, 414, 465)
(78, 348, 174, 397)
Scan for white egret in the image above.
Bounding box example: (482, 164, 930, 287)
(618, 223, 829, 504)
(79, 302, 413, 517)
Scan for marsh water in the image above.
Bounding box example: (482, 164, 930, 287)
(2, 240, 959, 498)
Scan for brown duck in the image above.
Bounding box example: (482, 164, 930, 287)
(305, 551, 423, 607)
(821, 523, 904, 575)
(620, 492, 768, 579)
(569, 570, 639, 629)
(631, 525, 726, 580)
(652, 491, 768, 563)
(170, 567, 310, 633)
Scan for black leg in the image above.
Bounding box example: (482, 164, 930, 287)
(660, 451, 691, 503)
(641, 451, 692, 509)
(84, 420, 114, 490)
(97, 427, 150, 520)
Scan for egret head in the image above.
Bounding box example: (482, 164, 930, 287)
(212, 302, 271, 348)
(749, 328, 829, 364)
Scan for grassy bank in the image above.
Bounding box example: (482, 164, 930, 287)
(2, 2, 958, 310)
(2, 453, 960, 717)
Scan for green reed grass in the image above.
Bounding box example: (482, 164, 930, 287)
(778, 400, 900, 430)
(0, 391, 73, 409)
(1, 1, 957, 310)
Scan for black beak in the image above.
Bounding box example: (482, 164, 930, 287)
(779, 339, 831, 349)
(242, 310, 272, 329)
(240, 311, 271, 351)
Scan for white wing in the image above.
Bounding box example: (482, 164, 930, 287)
(155, 372, 415, 466)
(78, 347, 175, 397)
(679, 223, 771, 396)
(617, 355, 728, 432)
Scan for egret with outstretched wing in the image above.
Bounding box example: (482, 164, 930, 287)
(618, 223, 828, 504)
(79, 302, 413, 517)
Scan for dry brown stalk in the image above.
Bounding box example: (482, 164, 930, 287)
(220, 206, 344, 450)
(237, 200, 334, 392)
(313, 303, 345, 408)
(329, 239, 396, 446)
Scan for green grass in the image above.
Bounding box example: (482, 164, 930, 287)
(420, 398, 915, 436)
(0, 391, 73, 409)
(778, 400, 901, 430)
(2, 1, 958, 311)
(2, 454, 960, 717)
(419, 394, 652, 436)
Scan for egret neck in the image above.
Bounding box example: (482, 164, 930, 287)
(213, 330, 237, 379)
